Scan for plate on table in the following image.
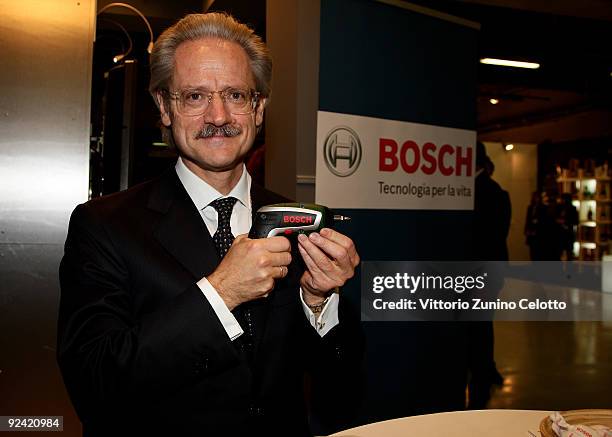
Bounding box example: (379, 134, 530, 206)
(540, 409, 612, 436)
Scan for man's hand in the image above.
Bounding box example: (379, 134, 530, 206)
(297, 228, 360, 305)
(208, 235, 291, 310)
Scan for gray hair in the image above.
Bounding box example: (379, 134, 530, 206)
(149, 13, 272, 146)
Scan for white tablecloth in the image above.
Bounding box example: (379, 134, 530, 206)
(331, 409, 552, 436)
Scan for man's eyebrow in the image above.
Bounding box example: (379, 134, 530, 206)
(179, 85, 209, 90)
(178, 83, 252, 90)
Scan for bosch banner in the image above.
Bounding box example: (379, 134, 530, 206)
(316, 111, 476, 210)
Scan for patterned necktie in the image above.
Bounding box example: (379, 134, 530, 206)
(210, 196, 259, 363)
(210, 197, 238, 258)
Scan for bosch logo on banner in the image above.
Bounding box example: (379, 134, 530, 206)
(379, 139, 473, 177)
(323, 126, 362, 177)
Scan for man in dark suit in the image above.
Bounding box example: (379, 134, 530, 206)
(467, 142, 511, 409)
(58, 13, 362, 436)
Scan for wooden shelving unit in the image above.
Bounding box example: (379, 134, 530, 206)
(557, 164, 611, 261)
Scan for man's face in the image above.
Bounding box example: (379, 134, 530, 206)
(158, 38, 265, 175)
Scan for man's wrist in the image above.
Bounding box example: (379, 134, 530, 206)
(302, 286, 339, 306)
(305, 295, 331, 315)
(207, 272, 238, 311)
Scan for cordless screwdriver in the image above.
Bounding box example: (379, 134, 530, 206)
(248, 203, 350, 239)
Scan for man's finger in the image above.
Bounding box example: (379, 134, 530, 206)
(267, 251, 292, 267)
(270, 265, 288, 279)
(297, 242, 322, 274)
(298, 245, 336, 291)
(320, 228, 359, 266)
(298, 244, 334, 280)
(260, 235, 291, 252)
(319, 228, 352, 248)
(298, 234, 337, 273)
(307, 232, 350, 265)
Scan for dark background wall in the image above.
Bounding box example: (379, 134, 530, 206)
(318, 0, 478, 425)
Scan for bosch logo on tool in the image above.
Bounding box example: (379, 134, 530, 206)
(283, 215, 314, 224)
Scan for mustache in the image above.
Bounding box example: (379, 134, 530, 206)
(195, 124, 242, 139)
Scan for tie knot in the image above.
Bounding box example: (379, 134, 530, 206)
(210, 197, 238, 219)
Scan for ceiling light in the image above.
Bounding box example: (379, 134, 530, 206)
(480, 58, 540, 69)
(504, 143, 514, 151)
(489, 98, 499, 105)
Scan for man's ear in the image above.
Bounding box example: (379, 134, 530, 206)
(156, 91, 172, 127)
(255, 97, 267, 128)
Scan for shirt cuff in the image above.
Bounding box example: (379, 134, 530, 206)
(197, 277, 243, 341)
(300, 289, 339, 337)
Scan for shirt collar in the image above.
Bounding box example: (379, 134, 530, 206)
(175, 157, 251, 211)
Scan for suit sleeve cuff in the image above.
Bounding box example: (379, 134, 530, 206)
(300, 289, 339, 337)
(197, 277, 243, 341)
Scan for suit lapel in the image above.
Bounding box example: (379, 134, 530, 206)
(149, 169, 220, 279)
(148, 175, 279, 283)
(148, 174, 296, 377)
(250, 183, 270, 224)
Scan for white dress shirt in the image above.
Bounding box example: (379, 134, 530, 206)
(175, 158, 339, 340)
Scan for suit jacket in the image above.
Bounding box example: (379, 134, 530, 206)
(57, 168, 363, 437)
(473, 172, 511, 261)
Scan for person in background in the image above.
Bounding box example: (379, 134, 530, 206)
(525, 191, 544, 260)
(472, 144, 511, 261)
(539, 191, 564, 260)
(468, 142, 511, 409)
(557, 193, 579, 261)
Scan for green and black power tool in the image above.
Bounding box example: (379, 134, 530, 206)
(248, 203, 350, 239)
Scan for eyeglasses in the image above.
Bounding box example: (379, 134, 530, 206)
(165, 87, 261, 116)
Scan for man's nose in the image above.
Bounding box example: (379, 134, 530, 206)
(202, 93, 232, 126)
